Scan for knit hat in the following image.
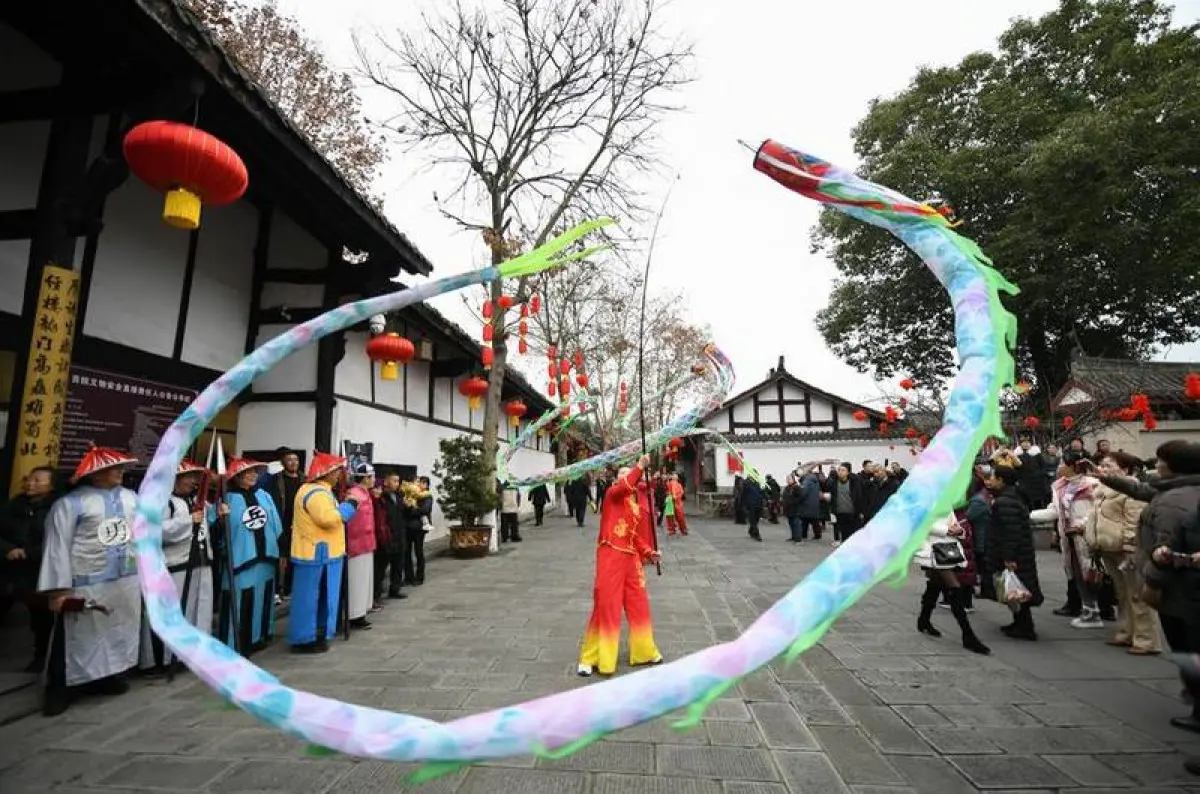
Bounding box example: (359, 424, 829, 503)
(73, 445, 137, 482)
(307, 451, 347, 481)
(224, 458, 268, 481)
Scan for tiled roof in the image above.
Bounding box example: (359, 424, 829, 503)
(1065, 355, 1199, 403)
(706, 355, 885, 421)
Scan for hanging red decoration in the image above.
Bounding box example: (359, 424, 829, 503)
(884, 406, 899, 423)
(547, 344, 558, 360)
(482, 301, 493, 319)
(548, 362, 558, 379)
(576, 372, 589, 389)
(364, 333, 415, 381)
(1022, 415, 1040, 429)
(503, 400, 527, 427)
(519, 320, 528, 335)
(1063, 415, 1075, 430)
(852, 410, 868, 422)
(918, 434, 929, 448)
(904, 427, 919, 439)
(520, 304, 528, 318)
(899, 378, 914, 390)
(574, 349, 585, 370)
(482, 324, 494, 342)
(560, 358, 572, 375)
(560, 376, 572, 397)
(518, 338, 529, 355)
(1130, 393, 1151, 416)
(1117, 407, 1139, 422)
(458, 376, 489, 411)
(1186, 373, 1200, 401)
(669, 438, 684, 450)
(497, 295, 514, 310)
(548, 381, 557, 397)
(530, 294, 541, 314)
(481, 346, 494, 368)
(1144, 414, 1159, 431)
(122, 120, 249, 230)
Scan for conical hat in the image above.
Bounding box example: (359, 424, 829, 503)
(176, 459, 207, 476)
(307, 451, 347, 481)
(73, 445, 137, 481)
(224, 458, 268, 481)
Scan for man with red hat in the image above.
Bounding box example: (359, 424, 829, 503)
(214, 458, 284, 651)
(139, 460, 214, 675)
(38, 446, 140, 716)
(290, 452, 358, 653)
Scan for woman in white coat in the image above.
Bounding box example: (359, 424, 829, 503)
(914, 512, 990, 654)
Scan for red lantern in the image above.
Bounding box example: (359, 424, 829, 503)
(482, 301, 493, 319)
(1117, 407, 1139, 422)
(520, 304, 528, 318)
(459, 376, 489, 411)
(1144, 414, 1159, 431)
(530, 294, 541, 314)
(574, 350, 585, 370)
(1131, 393, 1151, 416)
(1063, 415, 1075, 430)
(548, 381, 557, 398)
(519, 320, 529, 335)
(482, 324, 494, 342)
(904, 428, 918, 439)
(497, 295, 514, 310)
(481, 346, 494, 368)
(548, 344, 558, 360)
(548, 362, 558, 379)
(123, 121, 249, 230)
(899, 378, 914, 390)
(1186, 373, 1200, 401)
(576, 372, 589, 389)
(560, 376, 571, 397)
(518, 338, 529, 355)
(884, 406, 899, 423)
(852, 410, 867, 422)
(1022, 415, 1040, 429)
(503, 400, 527, 427)
(669, 438, 683, 450)
(365, 333, 415, 381)
(560, 358, 572, 375)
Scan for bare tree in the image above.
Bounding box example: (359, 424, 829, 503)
(184, 0, 387, 201)
(356, 0, 692, 484)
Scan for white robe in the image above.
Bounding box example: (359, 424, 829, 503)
(39, 485, 142, 686)
(346, 553, 373, 620)
(139, 495, 215, 668)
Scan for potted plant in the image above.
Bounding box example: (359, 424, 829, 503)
(432, 436, 501, 559)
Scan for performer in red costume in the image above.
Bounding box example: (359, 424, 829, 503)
(578, 455, 663, 677)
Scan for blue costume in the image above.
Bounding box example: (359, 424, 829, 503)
(288, 480, 356, 647)
(212, 485, 283, 650)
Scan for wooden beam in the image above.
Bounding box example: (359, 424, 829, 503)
(172, 229, 200, 360)
(0, 209, 37, 241)
(263, 267, 330, 285)
(244, 205, 272, 353)
(242, 390, 318, 404)
(313, 249, 341, 452)
(429, 358, 474, 379)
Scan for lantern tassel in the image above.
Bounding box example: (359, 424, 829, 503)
(164, 187, 202, 230)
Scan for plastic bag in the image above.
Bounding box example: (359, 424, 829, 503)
(997, 570, 1032, 612)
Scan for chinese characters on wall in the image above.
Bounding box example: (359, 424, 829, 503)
(10, 265, 80, 494)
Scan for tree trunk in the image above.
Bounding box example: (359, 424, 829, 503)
(482, 270, 506, 484)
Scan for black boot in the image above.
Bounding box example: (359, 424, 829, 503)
(946, 588, 990, 654)
(1007, 605, 1038, 641)
(1054, 579, 1082, 617)
(917, 580, 942, 637)
(43, 686, 70, 717)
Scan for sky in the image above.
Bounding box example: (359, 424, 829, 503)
(278, 0, 1200, 406)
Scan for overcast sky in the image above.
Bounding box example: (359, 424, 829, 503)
(279, 0, 1200, 405)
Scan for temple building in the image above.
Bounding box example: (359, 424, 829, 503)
(0, 1, 553, 524)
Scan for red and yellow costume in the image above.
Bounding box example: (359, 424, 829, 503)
(666, 479, 689, 535)
(579, 465, 661, 675)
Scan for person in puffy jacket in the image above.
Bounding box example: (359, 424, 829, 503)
(344, 463, 378, 630)
(1087, 451, 1159, 654)
(912, 513, 989, 655)
(988, 465, 1042, 641)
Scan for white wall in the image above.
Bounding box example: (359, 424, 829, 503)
(0, 240, 31, 316)
(236, 401, 315, 463)
(1080, 420, 1200, 460)
(333, 399, 555, 533)
(181, 202, 257, 370)
(250, 323, 318, 393)
(84, 180, 191, 354)
(712, 439, 910, 490)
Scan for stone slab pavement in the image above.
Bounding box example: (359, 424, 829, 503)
(3, 515, 1200, 793)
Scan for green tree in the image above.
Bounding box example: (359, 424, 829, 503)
(813, 0, 1200, 397)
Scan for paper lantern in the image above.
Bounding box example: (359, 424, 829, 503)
(1186, 373, 1200, 401)
(576, 372, 589, 389)
(560, 357, 572, 375)
(459, 376, 489, 411)
(504, 400, 527, 427)
(497, 295, 514, 310)
(1063, 415, 1075, 430)
(123, 121, 248, 230)
(1022, 415, 1040, 429)
(574, 349, 584, 370)
(852, 410, 867, 422)
(530, 294, 541, 314)
(559, 376, 571, 398)
(481, 346, 494, 368)
(482, 324, 494, 342)
(365, 333, 415, 381)
(548, 362, 558, 379)
(519, 320, 528, 335)
(518, 338, 528, 355)
(548, 381, 557, 398)
(884, 406, 899, 423)
(899, 378, 914, 390)
(547, 344, 558, 360)
(669, 438, 683, 450)
(482, 300, 493, 319)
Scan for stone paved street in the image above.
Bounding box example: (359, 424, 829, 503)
(3, 514, 1200, 793)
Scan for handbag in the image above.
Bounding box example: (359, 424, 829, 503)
(931, 540, 966, 568)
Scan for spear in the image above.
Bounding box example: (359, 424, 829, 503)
(214, 436, 242, 655)
(637, 175, 680, 576)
